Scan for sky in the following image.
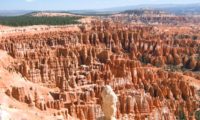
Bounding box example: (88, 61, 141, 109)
(0, 0, 200, 10)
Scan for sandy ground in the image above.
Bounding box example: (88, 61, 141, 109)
(0, 25, 10, 30)
(0, 25, 81, 39)
(78, 17, 96, 24)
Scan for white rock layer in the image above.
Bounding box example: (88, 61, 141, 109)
(101, 85, 117, 120)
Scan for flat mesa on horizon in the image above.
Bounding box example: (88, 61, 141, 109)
(0, 3, 200, 120)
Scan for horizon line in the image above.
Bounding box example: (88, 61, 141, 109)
(0, 2, 200, 11)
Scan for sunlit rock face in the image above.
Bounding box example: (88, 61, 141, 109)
(0, 20, 199, 120)
(101, 85, 117, 120)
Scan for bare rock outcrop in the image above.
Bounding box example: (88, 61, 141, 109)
(101, 85, 117, 120)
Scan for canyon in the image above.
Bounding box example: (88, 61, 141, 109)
(0, 11, 200, 120)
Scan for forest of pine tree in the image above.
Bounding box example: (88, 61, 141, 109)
(0, 15, 81, 26)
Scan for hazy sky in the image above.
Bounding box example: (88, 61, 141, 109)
(1, 0, 200, 10)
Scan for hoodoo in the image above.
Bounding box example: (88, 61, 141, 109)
(101, 85, 118, 120)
